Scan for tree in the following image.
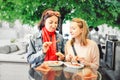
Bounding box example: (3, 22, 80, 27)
(0, 0, 120, 34)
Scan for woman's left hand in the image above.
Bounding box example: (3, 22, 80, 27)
(78, 58, 90, 67)
(56, 52, 65, 61)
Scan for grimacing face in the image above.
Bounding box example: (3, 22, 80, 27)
(45, 15, 58, 32)
(70, 22, 83, 38)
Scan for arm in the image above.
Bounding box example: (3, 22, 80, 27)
(56, 33, 66, 60)
(57, 33, 66, 53)
(27, 36, 45, 67)
(89, 42, 100, 70)
(65, 42, 70, 62)
(78, 41, 99, 70)
(64, 41, 73, 62)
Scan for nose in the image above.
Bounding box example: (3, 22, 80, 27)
(70, 32, 73, 35)
(70, 29, 72, 34)
(52, 23, 57, 28)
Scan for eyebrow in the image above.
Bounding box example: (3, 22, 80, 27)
(48, 20, 58, 23)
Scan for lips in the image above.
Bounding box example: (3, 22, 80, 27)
(71, 34, 74, 36)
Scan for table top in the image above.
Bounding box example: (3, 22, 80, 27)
(30, 64, 98, 80)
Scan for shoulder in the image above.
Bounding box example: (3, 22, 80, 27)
(87, 39, 98, 47)
(65, 40, 71, 46)
(56, 32, 64, 42)
(30, 31, 42, 41)
(56, 32, 63, 38)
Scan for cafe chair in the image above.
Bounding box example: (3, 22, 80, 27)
(97, 71, 102, 80)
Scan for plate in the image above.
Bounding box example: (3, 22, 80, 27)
(63, 67, 81, 73)
(51, 66, 63, 71)
(64, 62, 84, 69)
(44, 61, 63, 67)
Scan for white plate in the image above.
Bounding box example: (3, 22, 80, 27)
(51, 66, 63, 71)
(44, 61, 63, 67)
(63, 67, 81, 73)
(64, 62, 84, 69)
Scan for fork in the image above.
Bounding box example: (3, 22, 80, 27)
(71, 57, 80, 64)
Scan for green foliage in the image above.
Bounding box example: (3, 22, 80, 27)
(0, 0, 120, 28)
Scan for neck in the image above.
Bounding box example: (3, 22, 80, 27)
(44, 27, 55, 35)
(74, 36, 81, 44)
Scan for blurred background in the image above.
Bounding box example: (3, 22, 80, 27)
(0, 0, 120, 80)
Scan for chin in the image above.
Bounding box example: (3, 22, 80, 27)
(71, 36, 75, 38)
(51, 29, 56, 32)
(48, 30, 54, 32)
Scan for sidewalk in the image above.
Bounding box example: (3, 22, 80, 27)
(0, 61, 29, 80)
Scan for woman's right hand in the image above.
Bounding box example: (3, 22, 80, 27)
(56, 52, 65, 61)
(42, 42, 52, 53)
(66, 54, 73, 62)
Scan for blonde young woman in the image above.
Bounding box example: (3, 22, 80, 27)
(65, 18, 99, 78)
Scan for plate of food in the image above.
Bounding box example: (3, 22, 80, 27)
(44, 61, 64, 67)
(64, 62, 84, 69)
(63, 67, 81, 73)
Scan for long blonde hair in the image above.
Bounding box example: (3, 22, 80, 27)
(71, 18, 89, 46)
